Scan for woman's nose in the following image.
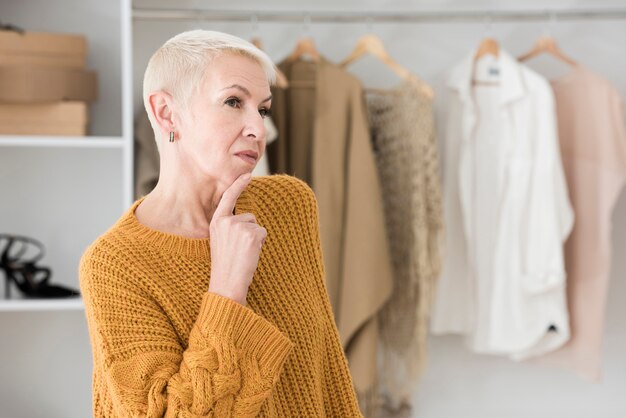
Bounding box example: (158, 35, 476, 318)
(243, 110, 266, 140)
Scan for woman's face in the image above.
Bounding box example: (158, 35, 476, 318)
(176, 53, 271, 185)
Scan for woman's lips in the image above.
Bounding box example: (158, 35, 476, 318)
(235, 153, 257, 165)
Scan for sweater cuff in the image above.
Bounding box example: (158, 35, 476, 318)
(194, 292, 294, 375)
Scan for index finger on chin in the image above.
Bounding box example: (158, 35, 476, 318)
(213, 173, 252, 219)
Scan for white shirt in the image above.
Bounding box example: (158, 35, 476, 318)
(431, 49, 575, 359)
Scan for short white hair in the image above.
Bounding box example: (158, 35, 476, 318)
(142, 30, 277, 149)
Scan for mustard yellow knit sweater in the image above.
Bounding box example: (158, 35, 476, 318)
(79, 174, 362, 417)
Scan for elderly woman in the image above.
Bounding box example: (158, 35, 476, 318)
(79, 30, 362, 417)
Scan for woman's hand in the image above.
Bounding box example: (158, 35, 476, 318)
(208, 173, 267, 305)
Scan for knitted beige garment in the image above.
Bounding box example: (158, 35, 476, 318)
(365, 80, 444, 417)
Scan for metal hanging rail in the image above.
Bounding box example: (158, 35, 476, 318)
(132, 8, 626, 23)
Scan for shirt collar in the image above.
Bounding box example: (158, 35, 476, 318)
(447, 46, 526, 106)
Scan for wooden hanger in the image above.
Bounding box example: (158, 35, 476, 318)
(475, 37, 500, 60)
(471, 37, 501, 86)
(250, 37, 289, 88)
(517, 35, 577, 66)
(285, 37, 321, 63)
(340, 33, 434, 99)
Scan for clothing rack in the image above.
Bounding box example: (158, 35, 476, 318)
(132, 8, 626, 23)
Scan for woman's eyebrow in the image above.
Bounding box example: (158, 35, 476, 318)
(221, 84, 272, 103)
(221, 84, 251, 96)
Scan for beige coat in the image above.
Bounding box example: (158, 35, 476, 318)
(268, 57, 394, 396)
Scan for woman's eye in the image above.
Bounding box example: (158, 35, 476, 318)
(225, 97, 241, 108)
(259, 107, 272, 118)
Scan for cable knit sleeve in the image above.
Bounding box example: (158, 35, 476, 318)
(79, 251, 293, 418)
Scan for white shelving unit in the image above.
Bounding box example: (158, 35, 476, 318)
(0, 136, 125, 149)
(0, 298, 84, 312)
(0, 1, 132, 415)
(0, 0, 133, 313)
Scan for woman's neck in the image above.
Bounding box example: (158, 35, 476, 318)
(135, 171, 223, 239)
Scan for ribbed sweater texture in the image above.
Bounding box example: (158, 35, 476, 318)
(79, 174, 362, 417)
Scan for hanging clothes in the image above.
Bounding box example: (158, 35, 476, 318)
(431, 49, 574, 359)
(364, 79, 444, 415)
(533, 66, 626, 380)
(134, 110, 159, 199)
(268, 57, 394, 404)
(133, 110, 279, 199)
(252, 116, 278, 177)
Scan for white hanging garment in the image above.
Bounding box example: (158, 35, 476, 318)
(431, 48, 574, 360)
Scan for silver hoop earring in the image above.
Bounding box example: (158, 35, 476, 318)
(169, 132, 175, 142)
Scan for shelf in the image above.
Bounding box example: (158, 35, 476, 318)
(0, 136, 125, 149)
(0, 298, 84, 312)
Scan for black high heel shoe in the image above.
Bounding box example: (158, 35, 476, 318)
(0, 234, 80, 299)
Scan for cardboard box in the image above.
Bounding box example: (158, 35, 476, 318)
(0, 66, 98, 103)
(0, 30, 87, 68)
(0, 102, 88, 136)
(0, 123, 86, 136)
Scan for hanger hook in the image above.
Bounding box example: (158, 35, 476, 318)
(302, 12, 312, 36)
(483, 12, 493, 36)
(365, 15, 374, 33)
(250, 14, 260, 37)
(548, 10, 557, 37)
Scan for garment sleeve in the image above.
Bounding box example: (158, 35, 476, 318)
(266, 86, 289, 174)
(421, 99, 445, 280)
(332, 86, 394, 397)
(290, 175, 364, 417)
(79, 253, 293, 417)
(430, 95, 473, 334)
(608, 89, 626, 180)
(338, 84, 394, 346)
(520, 86, 574, 293)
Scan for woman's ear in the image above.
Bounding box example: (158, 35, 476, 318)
(148, 91, 176, 137)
